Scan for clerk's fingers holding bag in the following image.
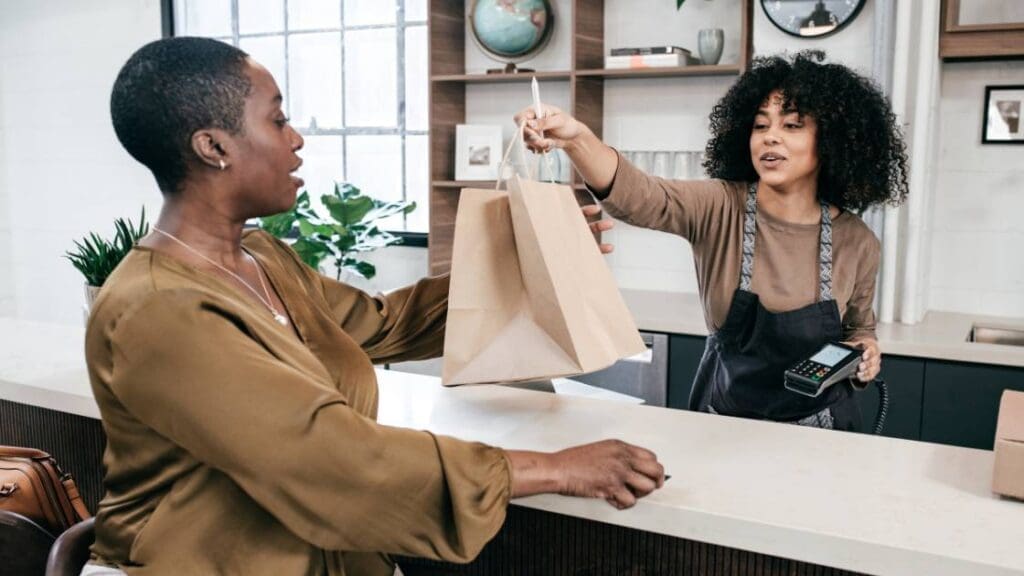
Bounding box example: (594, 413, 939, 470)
(582, 204, 615, 254)
(514, 104, 585, 153)
(555, 439, 665, 509)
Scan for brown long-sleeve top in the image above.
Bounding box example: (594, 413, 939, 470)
(84, 230, 510, 576)
(597, 153, 880, 341)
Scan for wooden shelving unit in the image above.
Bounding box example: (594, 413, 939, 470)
(427, 0, 754, 274)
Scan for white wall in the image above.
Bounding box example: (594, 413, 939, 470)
(0, 0, 164, 325)
(0, 84, 12, 316)
(927, 60, 1024, 317)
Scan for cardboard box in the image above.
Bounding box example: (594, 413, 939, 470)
(992, 390, 1024, 500)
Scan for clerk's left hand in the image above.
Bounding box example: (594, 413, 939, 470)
(846, 338, 881, 383)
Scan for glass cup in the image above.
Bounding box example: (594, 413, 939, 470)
(672, 151, 689, 180)
(632, 151, 653, 174)
(652, 151, 671, 179)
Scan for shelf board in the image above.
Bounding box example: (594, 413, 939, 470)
(576, 64, 742, 79)
(433, 180, 585, 190)
(432, 180, 495, 188)
(431, 70, 572, 83)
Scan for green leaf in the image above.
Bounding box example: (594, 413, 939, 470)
(343, 259, 377, 280)
(297, 219, 316, 237)
(323, 194, 374, 226)
(260, 211, 297, 238)
(676, 0, 685, 9)
(64, 207, 149, 286)
(292, 237, 330, 269)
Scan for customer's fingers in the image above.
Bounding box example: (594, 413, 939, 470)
(624, 471, 658, 498)
(629, 454, 665, 485)
(607, 486, 637, 510)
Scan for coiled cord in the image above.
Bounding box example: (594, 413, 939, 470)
(872, 378, 889, 435)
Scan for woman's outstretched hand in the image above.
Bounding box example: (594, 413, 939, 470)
(513, 102, 619, 192)
(507, 439, 665, 510)
(514, 104, 586, 153)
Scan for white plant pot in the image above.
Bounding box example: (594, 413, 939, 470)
(83, 284, 101, 324)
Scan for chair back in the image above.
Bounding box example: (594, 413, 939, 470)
(45, 518, 95, 576)
(0, 509, 56, 576)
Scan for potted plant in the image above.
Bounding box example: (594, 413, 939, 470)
(259, 182, 415, 281)
(65, 209, 149, 311)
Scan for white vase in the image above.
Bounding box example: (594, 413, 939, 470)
(698, 28, 724, 65)
(83, 284, 101, 324)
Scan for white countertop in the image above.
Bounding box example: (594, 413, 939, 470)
(2, 317, 1023, 575)
(377, 370, 1023, 576)
(621, 289, 1024, 368)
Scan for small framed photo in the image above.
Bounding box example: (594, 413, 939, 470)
(983, 85, 1024, 144)
(455, 124, 503, 180)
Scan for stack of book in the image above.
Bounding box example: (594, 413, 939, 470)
(605, 46, 700, 69)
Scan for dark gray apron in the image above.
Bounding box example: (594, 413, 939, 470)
(689, 185, 861, 431)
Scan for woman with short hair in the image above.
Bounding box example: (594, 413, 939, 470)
(83, 37, 664, 576)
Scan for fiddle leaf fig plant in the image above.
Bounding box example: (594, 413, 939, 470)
(65, 208, 149, 287)
(259, 182, 416, 281)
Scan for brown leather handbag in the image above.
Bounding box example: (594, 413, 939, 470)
(0, 446, 91, 535)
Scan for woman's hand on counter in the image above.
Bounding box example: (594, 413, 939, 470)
(506, 440, 665, 510)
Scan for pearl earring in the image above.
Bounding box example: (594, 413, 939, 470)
(219, 159, 226, 170)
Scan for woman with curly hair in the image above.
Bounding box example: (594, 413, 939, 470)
(516, 51, 909, 431)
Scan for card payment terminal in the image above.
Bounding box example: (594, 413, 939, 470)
(784, 342, 861, 397)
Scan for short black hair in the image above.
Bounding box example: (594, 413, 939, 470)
(704, 50, 909, 212)
(110, 37, 252, 193)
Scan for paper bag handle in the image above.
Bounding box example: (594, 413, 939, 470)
(495, 120, 557, 191)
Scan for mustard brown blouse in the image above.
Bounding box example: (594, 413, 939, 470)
(84, 230, 510, 575)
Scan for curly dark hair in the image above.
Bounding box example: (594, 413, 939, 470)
(110, 37, 252, 194)
(703, 51, 909, 212)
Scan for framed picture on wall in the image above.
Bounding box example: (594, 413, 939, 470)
(455, 125, 503, 180)
(983, 85, 1024, 144)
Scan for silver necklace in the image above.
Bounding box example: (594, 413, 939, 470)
(151, 227, 289, 326)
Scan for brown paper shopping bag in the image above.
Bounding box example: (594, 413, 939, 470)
(442, 124, 645, 385)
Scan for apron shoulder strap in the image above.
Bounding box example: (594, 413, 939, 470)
(819, 202, 833, 301)
(739, 185, 757, 292)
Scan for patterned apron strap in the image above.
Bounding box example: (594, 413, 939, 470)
(739, 184, 757, 292)
(741, 184, 834, 302)
(819, 202, 833, 301)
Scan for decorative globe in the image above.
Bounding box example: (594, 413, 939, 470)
(470, 0, 554, 64)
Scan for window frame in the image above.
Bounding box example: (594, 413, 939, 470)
(160, 0, 429, 247)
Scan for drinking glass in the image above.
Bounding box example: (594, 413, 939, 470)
(632, 151, 653, 174)
(652, 151, 671, 179)
(672, 151, 689, 179)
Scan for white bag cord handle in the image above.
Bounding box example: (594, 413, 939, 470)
(494, 120, 558, 191)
